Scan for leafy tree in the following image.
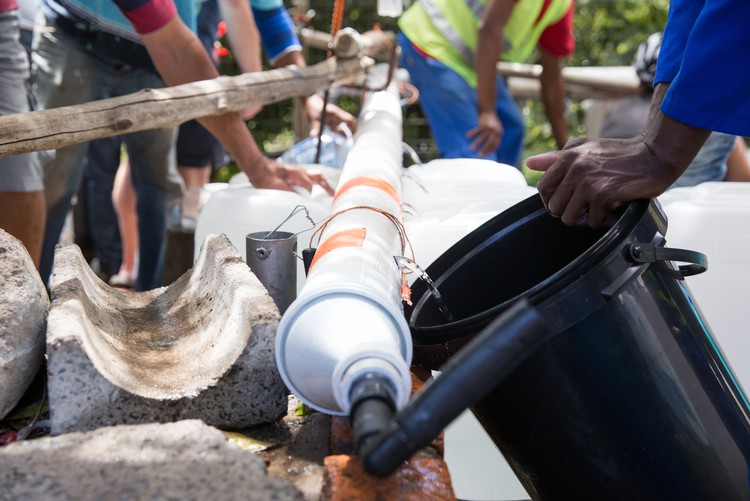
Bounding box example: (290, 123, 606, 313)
(523, 0, 668, 182)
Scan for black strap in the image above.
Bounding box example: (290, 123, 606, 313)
(629, 242, 708, 278)
(51, 14, 159, 75)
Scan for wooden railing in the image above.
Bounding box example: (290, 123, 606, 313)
(0, 30, 390, 158)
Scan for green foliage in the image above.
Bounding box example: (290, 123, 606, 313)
(521, 0, 669, 183)
(571, 0, 669, 67)
(295, 402, 316, 416)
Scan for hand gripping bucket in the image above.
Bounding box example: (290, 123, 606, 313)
(405, 194, 750, 500)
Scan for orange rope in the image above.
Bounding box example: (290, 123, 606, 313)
(327, 0, 346, 57)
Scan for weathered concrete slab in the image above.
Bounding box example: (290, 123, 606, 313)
(0, 419, 303, 500)
(0, 229, 48, 419)
(255, 395, 332, 501)
(46, 233, 287, 435)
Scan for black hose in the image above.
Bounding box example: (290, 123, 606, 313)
(360, 298, 552, 477)
(349, 374, 397, 458)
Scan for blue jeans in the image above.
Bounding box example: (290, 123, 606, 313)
(32, 19, 182, 291)
(0, 11, 42, 192)
(671, 131, 734, 189)
(398, 32, 525, 168)
(85, 134, 124, 278)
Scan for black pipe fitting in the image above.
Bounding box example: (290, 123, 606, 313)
(349, 374, 397, 461)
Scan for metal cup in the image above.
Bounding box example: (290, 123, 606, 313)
(246, 231, 298, 314)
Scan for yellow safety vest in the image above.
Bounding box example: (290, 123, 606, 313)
(399, 0, 572, 87)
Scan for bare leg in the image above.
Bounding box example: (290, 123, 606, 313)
(111, 160, 139, 286)
(177, 165, 211, 228)
(724, 137, 750, 182)
(0, 191, 46, 269)
(178, 165, 212, 188)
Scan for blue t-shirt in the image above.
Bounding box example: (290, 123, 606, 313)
(190, 0, 301, 65)
(42, 0, 195, 43)
(654, 0, 750, 136)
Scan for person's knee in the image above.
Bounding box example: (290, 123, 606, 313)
(0, 191, 46, 268)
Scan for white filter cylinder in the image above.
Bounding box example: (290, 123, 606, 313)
(276, 87, 413, 415)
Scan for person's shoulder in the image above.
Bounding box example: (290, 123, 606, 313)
(538, 4, 574, 57)
(115, 0, 177, 34)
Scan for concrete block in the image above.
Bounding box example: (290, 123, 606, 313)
(0, 229, 48, 419)
(46, 233, 287, 435)
(0, 419, 302, 500)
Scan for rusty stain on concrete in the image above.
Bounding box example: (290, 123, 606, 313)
(323, 455, 455, 501)
(323, 370, 455, 500)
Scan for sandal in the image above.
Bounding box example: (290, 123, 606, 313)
(108, 272, 137, 289)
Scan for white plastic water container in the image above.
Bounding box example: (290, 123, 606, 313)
(401, 165, 536, 500)
(402, 159, 533, 271)
(194, 185, 332, 293)
(444, 411, 530, 501)
(278, 126, 353, 169)
(402, 159, 528, 219)
(658, 182, 750, 393)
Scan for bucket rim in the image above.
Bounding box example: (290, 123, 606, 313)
(407, 194, 658, 338)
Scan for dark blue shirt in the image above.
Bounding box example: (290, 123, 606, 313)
(655, 0, 750, 136)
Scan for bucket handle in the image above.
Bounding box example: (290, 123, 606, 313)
(628, 243, 708, 279)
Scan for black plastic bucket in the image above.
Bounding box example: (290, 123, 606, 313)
(405, 194, 750, 500)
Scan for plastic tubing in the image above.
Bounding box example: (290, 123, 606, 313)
(275, 84, 413, 416)
(359, 299, 551, 477)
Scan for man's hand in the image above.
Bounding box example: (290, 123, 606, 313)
(306, 94, 357, 137)
(239, 104, 263, 120)
(467, 110, 504, 157)
(527, 136, 673, 228)
(246, 156, 334, 195)
(526, 84, 710, 228)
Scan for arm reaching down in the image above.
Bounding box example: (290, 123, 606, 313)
(539, 48, 569, 149)
(218, 0, 262, 74)
(139, 15, 333, 194)
(466, 0, 515, 157)
(271, 36, 357, 137)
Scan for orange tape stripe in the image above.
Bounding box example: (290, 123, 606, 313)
(309, 227, 367, 271)
(333, 176, 400, 205)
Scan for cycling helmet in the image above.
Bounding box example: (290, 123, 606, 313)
(633, 32, 662, 87)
